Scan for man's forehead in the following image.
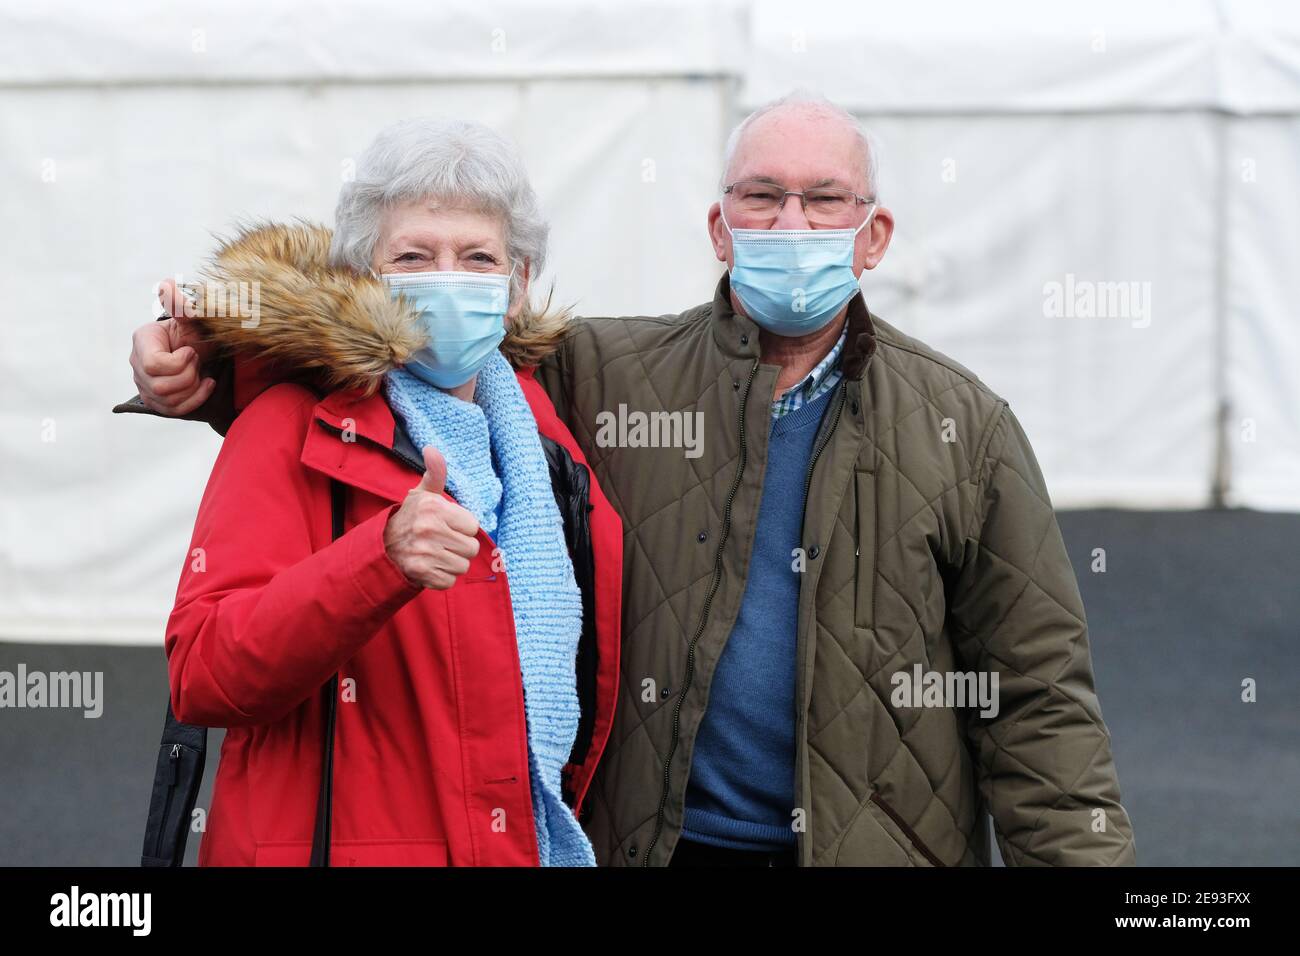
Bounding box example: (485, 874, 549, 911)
(735, 173, 853, 189)
(727, 108, 868, 189)
(728, 156, 865, 192)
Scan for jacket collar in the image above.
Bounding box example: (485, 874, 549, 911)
(300, 387, 426, 504)
(708, 272, 877, 379)
(299, 366, 558, 505)
(313, 386, 402, 448)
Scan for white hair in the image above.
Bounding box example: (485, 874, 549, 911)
(720, 90, 881, 199)
(330, 117, 548, 302)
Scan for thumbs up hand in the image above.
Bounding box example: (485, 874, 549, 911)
(416, 444, 449, 495)
(383, 446, 481, 590)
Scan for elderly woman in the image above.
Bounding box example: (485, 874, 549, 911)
(151, 118, 622, 866)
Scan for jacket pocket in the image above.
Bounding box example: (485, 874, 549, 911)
(253, 839, 449, 867)
(854, 470, 877, 630)
(868, 788, 947, 867)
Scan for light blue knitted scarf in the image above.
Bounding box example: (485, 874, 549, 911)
(384, 351, 595, 867)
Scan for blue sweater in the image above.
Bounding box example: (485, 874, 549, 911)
(681, 386, 835, 850)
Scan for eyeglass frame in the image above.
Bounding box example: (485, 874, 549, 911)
(721, 179, 877, 226)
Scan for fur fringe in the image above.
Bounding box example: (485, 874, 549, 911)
(184, 220, 571, 395)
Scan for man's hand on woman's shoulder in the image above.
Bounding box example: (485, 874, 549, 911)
(130, 278, 219, 415)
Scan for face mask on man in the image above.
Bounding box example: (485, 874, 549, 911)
(381, 266, 514, 388)
(721, 206, 875, 337)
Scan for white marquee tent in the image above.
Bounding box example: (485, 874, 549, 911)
(1, 0, 1297, 644)
(747, 0, 1300, 512)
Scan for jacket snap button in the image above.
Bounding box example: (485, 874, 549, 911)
(661, 686, 671, 699)
(851, 400, 860, 415)
(628, 845, 638, 859)
(733, 379, 740, 390)
(740, 334, 749, 345)
(697, 530, 708, 542)
(809, 544, 821, 559)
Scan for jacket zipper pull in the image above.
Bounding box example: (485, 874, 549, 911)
(167, 744, 181, 786)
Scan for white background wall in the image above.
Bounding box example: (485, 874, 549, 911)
(1, 0, 1297, 644)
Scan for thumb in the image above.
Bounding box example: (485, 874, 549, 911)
(417, 445, 447, 495)
(158, 277, 195, 322)
(158, 278, 203, 352)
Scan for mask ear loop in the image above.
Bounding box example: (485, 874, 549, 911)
(495, 261, 520, 316)
(853, 201, 879, 237)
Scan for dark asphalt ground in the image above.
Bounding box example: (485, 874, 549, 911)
(1, 509, 1296, 866)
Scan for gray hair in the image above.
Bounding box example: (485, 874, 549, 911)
(720, 90, 881, 199)
(330, 117, 548, 303)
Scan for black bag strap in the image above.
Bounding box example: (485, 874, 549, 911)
(142, 476, 348, 867)
(140, 700, 207, 866)
(309, 477, 348, 866)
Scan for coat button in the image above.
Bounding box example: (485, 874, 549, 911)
(851, 399, 860, 415)
(733, 379, 740, 390)
(628, 844, 638, 859)
(661, 686, 671, 699)
(697, 530, 708, 542)
(740, 334, 749, 346)
(809, 544, 821, 559)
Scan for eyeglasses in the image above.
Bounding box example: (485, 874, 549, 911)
(723, 180, 875, 228)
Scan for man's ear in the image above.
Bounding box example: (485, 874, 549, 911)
(860, 205, 895, 272)
(707, 201, 729, 264)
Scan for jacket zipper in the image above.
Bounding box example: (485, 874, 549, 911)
(787, 379, 848, 864)
(800, 380, 847, 515)
(153, 743, 181, 858)
(869, 788, 947, 867)
(316, 416, 539, 857)
(310, 420, 406, 863)
(640, 357, 760, 866)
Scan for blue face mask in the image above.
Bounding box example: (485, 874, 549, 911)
(722, 208, 874, 337)
(382, 267, 513, 389)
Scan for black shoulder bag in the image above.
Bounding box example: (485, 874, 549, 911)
(141, 478, 347, 866)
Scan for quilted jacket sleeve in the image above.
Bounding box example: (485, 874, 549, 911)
(112, 353, 238, 436)
(532, 324, 578, 433)
(112, 350, 308, 437)
(948, 403, 1136, 865)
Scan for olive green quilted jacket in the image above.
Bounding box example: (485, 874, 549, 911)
(536, 275, 1136, 867)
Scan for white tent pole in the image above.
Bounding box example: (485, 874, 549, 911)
(1209, 0, 1233, 509)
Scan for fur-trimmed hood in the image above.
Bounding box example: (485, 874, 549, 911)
(182, 221, 571, 396)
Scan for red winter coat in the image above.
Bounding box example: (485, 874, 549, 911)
(166, 363, 622, 866)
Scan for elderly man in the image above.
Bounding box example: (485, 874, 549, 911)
(123, 91, 1135, 867)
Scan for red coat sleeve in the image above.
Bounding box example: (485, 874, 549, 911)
(165, 383, 423, 726)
